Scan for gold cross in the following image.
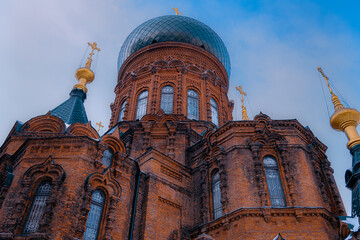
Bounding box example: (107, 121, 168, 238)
(236, 85, 247, 103)
(85, 42, 101, 69)
(317, 67, 334, 96)
(96, 121, 104, 133)
(171, 7, 182, 15)
(236, 85, 249, 120)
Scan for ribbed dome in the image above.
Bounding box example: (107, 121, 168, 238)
(118, 15, 231, 76)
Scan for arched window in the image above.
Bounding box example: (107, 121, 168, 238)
(101, 148, 113, 167)
(212, 170, 222, 219)
(136, 91, 148, 120)
(83, 190, 106, 240)
(187, 90, 199, 120)
(210, 98, 219, 126)
(263, 156, 286, 207)
(161, 86, 174, 114)
(23, 181, 52, 233)
(118, 100, 127, 122)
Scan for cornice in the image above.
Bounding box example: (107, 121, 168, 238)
(117, 42, 228, 88)
(191, 207, 339, 235)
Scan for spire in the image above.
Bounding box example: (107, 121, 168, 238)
(318, 67, 360, 149)
(51, 42, 100, 125)
(236, 85, 249, 120)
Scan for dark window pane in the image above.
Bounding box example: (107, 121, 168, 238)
(118, 100, 127, 122)
(101, 148, 113, 167)
(23, 182, 51, 233)
(83, 190, 105, 240)
(212, 171, 222, 219)
(187, 90, 199, 120)
(263, 156, 287, 207)
(161, 86, 174, 114)
(210, 98, 219, 126)
(136, 91, 148, 120)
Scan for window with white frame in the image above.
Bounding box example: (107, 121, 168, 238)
(263, 156, 286, 207)
(187, 90, 199, 120)
(136, 91, 148, 120)
(161, 86, 174, 114)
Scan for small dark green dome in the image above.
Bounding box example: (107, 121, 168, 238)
(118, 15, 231, 76)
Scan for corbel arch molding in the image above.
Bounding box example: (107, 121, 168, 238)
(85, 169, 121, 198)
(169, 59, 185, 67)
(100, 135, 126, 154)
(67, 122, 99, 139)
(249, 127, 287, 147)
(136, 66, 151, 75)
(23, 156, 66, 184)
(141, 114, 159, 122)
(153, 60, 168, 67)
(188, 65, 202, 73)
(160, 114, 179, 123)
(21, 112, 65, 133)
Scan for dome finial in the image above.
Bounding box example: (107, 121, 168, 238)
(73, 42, 101, 93)
(318, 67, 360, 149)
(171, 7, 182, 15)
(236, 85, 250, 120)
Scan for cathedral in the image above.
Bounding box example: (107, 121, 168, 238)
(0, 15, 350, 239)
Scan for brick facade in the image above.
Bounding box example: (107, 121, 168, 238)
(0, 20, 349, 240)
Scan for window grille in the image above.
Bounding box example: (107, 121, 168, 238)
(136, 91, 148, 120)
(263, 156, 287, 207)
(161, 86, 174, 114)
(101, 148, 113, 167)
(23, 181, 51, 234)
(118, 100, 127, 122)
(210, 98, 219, 126)
(187, 90, 199, 120)
(83, 190, 105, 240)
(212, 170, 222, 219)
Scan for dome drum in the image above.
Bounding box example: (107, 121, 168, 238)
(110, 43, 233, 128)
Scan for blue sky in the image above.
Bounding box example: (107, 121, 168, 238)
(0, 0, 359, 213)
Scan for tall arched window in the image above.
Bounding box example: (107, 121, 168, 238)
(136, 90, 148, 120)
(263, 156, 286, 207)
(118, 100, 127, 122)
(23, 181, 52, 233)
(212, 170, 222, 219)
(83, 190, 106, 240)
(187, 90, 199, 120)
(101, 148, 113, 167)
(161, 86, 174, 114)
(210, 98, 219, 126)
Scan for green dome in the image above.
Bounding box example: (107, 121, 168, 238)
(118, 15, 231, 76)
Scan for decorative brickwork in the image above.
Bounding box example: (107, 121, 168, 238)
(0, 17, 347, 240)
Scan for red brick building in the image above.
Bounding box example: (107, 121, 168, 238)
(0, 15, 348, 239)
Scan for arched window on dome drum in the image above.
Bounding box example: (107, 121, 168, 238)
(161, 86, 174, 114)
(83, 190, 105, 240)
(118, 100, 127, 122)
(263, 156, 286, 207)
(212, 170, 222, 219)
(136, 90, 148, 120)
(187, 90, 199, 120)
(23, 181, 52, 234)
(101, 148, 113, 167)
(210, 98, 219, 126)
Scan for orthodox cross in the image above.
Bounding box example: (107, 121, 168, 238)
(317, 67, 344, 111)
(317, 67, 335, 96)
(236, 85, 249, 120)
(96, 121, 104, 133)
(171, 7, 182, 15)
(85, 42, 101, 69)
